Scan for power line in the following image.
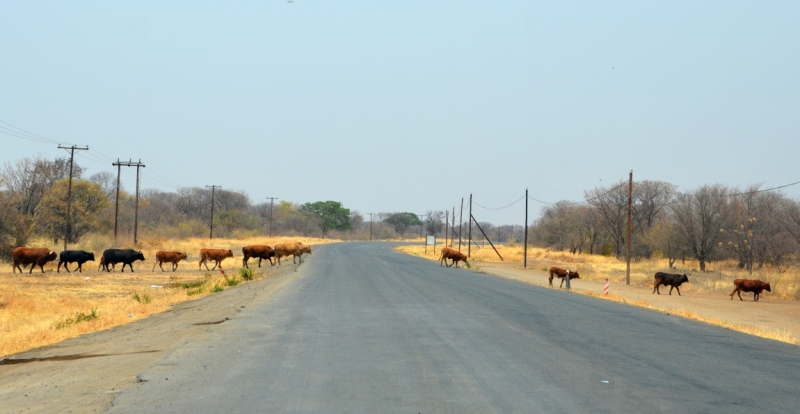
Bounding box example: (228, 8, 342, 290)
(473, 195, 525, 210)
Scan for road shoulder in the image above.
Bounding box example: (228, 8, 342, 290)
(0, 263, 302, 414)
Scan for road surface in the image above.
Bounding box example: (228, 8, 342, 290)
(107, 242, 800, 413)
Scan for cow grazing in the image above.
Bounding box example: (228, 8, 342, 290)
(439, 247, 468, 268)
(730, 279, 771, 302)
(653, 272, 690, 296)
(199, 249, 234, 271)
(274, 242, 312, 265)
(100, 249, 146, 272)
(242, 245, 276, 268)
(58, 250, 95, 273)
(549, 267, 580, 288)
(12, 247, 58, 274)
(153, 251, 188, 272)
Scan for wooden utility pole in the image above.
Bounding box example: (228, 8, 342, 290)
(133, 160, 144, 246)
(445, 209, 449, 247)
(113, 159, 121, 242)
(369, 213, 373, 241)
(626, 170, 633, 285)
(452, 207, 456, 247)
(458, 198, 464, 252)
(524, 188, 528, 269)
(468, 194, 473, 258)
(111, 159, 144, 246)
(206, 185, 220, 239)
(58, 145, 88, 251)
(266, 197, 278, 237)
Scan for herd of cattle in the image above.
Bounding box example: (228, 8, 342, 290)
(8, 242, 312, 274)
(439, 247, 770, 301)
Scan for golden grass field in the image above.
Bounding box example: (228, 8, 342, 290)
(0, 235, 329, 358)
(398, 242, 800, 299)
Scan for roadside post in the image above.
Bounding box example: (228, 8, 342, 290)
(604, 279, 609, 296)
(565, 271, 571, 291)
(425, 235, 436, 255)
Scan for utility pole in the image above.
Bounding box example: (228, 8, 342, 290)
(58, 145, 88, 251)
(266, 197, 278, 237)
(113, 159, 121, 242)
(452, 207, 456, 247)
(626, 170, 633, 285)
(133, 160, 144, 246)
(111, 158, 144, 246)
(445, 209, 449, 247)
(207, 185, 220, 239)
(524, 188, 528, 269)
(468, 194, 473, 258)
(459, 198, 464, 252)
(369, 213, 374, 241)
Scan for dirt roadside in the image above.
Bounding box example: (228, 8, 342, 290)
(471, 259, 800, 344)
(0, 264, 301, 414)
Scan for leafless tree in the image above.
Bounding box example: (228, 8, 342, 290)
(424, 210, 444, 236)
(671, 184, 732, 272)
(585, 181, 629, 258)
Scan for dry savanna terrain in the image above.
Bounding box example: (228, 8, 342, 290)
(398, 242, 800, 345)
(0, 236, 327, 358)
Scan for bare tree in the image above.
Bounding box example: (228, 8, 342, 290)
(585, 181, 629, 258)
(671, 184, 732, 272)
(424, 210, 444, 236)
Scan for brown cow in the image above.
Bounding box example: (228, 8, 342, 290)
(153, 251, 188, 272)
(242, 245, 276, 268)
(549, 267, 580, 288)
(274, 242, 312, 265)
(439, 247, 468, 268)
(198, 249, 234, 271)
(12, 247, 58, 274)
(730, 279, 771, 302)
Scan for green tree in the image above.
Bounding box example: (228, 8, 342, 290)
(384, 212, 422, 238)
(300, 201, 352, 239)
(37, 179, 110, 243)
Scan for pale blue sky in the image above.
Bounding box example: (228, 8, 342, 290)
(2, 1, 799, 224)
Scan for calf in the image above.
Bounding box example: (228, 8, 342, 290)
(58, 250, 95, 273)
(653, 272, 690, 296)
(12, 247, 58, 274)
(242, 245, 276, 268)
(274, 242, 312, 265)
(153, 251, 188, 272)
(199, 248, 234, 271)
(101, 249, 146, 272)
(730, 279, 771, 302)
(439, 247, 468, 268)
(549, 267, 580, 288)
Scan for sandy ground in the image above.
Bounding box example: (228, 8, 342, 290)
(471, 258, 800, 344)
(0, 264, 300, 414)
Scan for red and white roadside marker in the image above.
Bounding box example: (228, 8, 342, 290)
(603, 279, 609, 296)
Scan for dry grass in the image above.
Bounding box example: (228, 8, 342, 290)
(0, 235, 332, 358)
(396, 244, 800, 299)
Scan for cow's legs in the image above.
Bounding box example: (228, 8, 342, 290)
(668, 286, 673, 295)
(210, 261, 218, 271)
(243, 257, 250, 268)
(158, 262, 165, 272)
(754, 292, 759, 302)
(560, 278, 565, 288)
(675, 286, 681, 296)
(737, 290, 744, 301)
(653, 284, 660, 294)
(268, 257, 275, 266)
(172, 262, 178, 272)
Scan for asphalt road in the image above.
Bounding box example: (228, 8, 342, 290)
(107, 242, 800, 413)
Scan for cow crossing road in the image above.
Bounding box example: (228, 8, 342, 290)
(106, 243, 800, 413)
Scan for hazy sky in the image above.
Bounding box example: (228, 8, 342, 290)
(2, 1, 799, 225)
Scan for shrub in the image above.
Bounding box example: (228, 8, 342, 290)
(212, 284, 224, 293)
(132, 292, 151, 304)
(239, 267, 255, 281)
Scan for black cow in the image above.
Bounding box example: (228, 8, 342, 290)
(101, 249, 145, 272)
(58, 250, 95, 273)
(653, 272, 690, 296)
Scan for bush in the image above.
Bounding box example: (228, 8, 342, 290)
(239, 267, 254, 281)
(212, 284, 224, 293)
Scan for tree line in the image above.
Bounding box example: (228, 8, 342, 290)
(530, 180, 800, 272)
(0, 156, 483, 258)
